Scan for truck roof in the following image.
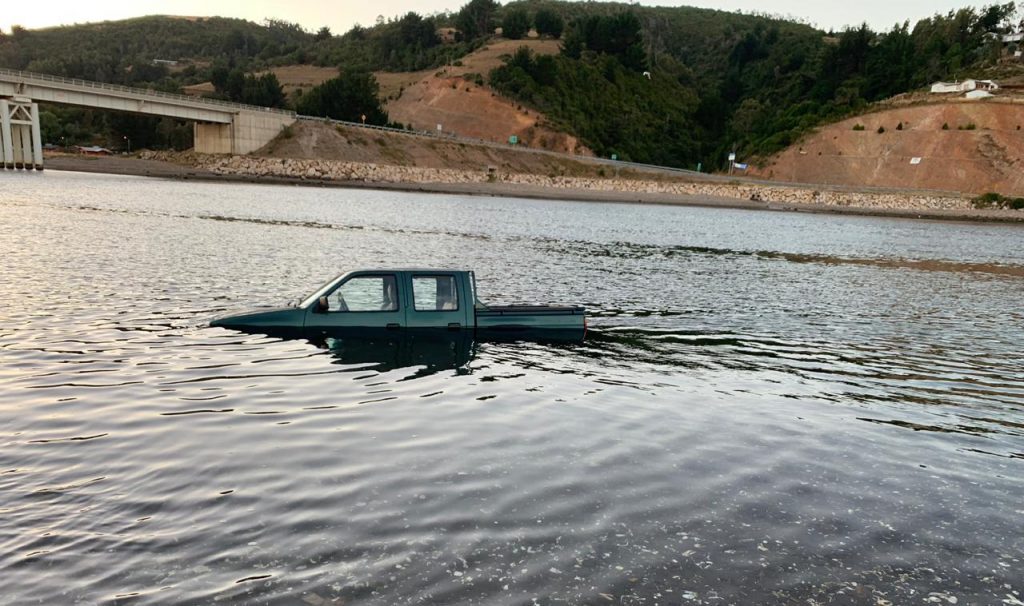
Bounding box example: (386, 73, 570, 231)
(355, 268, 471, 273)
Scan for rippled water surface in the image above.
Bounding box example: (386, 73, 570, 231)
(2, 171, 1023, 605)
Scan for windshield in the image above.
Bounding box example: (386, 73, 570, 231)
(298, 273, 345, 308)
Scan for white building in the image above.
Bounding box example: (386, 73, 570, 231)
(931, 82, 962, 93)
(930, 79, 999, 94)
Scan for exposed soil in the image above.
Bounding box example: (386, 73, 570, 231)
(378, 39, 585, 154)
(43, 153, 215, 178)
(752, 99, 1024, 196)
(257, 120, 603, 177)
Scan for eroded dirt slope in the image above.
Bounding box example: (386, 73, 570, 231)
(751, 100, 1024, 195)
(378, 39, 588, 154)
(256, 120, 602, 176)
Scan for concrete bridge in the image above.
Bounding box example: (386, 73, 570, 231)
(0, 68, 296, 170)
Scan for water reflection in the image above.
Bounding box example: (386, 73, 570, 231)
(314, 331, 476, 377)
(216, 326, 589, 378)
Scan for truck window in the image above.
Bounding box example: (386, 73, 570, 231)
(412, 275, 459, 311)
(329, 275, 398, 312)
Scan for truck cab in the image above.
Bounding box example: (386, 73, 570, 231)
(302, 270, 475, 332)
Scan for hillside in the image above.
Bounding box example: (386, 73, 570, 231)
(2, 1, 1022, 179)
(750, 99, 1024, 195)
(381, 39, 586, 153)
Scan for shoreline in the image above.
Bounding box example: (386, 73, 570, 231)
(40, 155, 1024, 224)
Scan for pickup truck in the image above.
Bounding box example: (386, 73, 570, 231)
(211, 269, 586, 341)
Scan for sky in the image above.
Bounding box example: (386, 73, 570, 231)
(0, 0, 1003, 36)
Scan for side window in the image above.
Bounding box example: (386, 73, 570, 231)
(329, 275, 398, 312)
(412, 275, 459, 311)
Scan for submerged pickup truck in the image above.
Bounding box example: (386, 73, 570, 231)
(211, 269, 586, 341)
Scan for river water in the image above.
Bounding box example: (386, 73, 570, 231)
(1, 171, 1022, 605)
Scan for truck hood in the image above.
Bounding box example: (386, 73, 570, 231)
(209, 306, 305, 330)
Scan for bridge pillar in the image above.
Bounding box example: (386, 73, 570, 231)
(194, 111, 295, 155)
(0, 97, 43, 170)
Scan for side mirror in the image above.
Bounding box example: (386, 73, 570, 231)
(316, 296, 329, 313)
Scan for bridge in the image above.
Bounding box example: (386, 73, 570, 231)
(0, 68, 296, 170)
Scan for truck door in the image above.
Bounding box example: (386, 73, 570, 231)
(406, 273, 470, 330)
(305, 272, 405, 333)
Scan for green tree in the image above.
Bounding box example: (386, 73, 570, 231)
(315, 26, 332, 41)
(456, 0, 498, 41)
(563, 12, 647, 71)
(534, 8, 564, 39)
(503, 8, 531, 40)
(296, 71, 388, 124)
(241, 73, 286, 107)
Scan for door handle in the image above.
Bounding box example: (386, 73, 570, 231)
(386, 323, 401, 330)
(447, 323, 461, 330)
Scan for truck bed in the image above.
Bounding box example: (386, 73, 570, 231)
(475, 305, 586, 339)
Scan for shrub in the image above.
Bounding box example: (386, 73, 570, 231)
(896, 122, 903, 130)
(972, 192, 1024, 209)
(965, 123, 977, 130)
(852, 124, 865, 131)
(942, 123, 950, 130)
(877, 126, 886, 134)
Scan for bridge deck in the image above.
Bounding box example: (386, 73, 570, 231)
(0, 68, 295, 124)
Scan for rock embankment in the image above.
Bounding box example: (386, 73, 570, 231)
(142, 151, 973, 212)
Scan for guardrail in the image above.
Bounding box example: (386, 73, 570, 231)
(0, 68, 296, 116)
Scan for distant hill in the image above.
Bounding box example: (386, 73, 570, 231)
(1, 1, 1020, 173)
(0, 16, 311, 86)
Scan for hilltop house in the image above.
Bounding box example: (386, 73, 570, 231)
(930, 79, 999, 94)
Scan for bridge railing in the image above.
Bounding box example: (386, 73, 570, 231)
(0, 68, 296, 116)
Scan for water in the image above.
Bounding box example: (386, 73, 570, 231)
(1, 170, 1022, 605)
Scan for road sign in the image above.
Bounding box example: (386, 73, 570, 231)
(509, 135, 518, 145)
(611, 154, 618, 161)
(728, 152, 736, 162)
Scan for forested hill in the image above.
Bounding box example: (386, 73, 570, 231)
(0, 2, 1020, 168)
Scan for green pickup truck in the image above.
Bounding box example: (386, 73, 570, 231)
(211, 269, 586, 341)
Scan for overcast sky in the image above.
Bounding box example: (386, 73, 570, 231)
(0, 1, 1005, 36)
